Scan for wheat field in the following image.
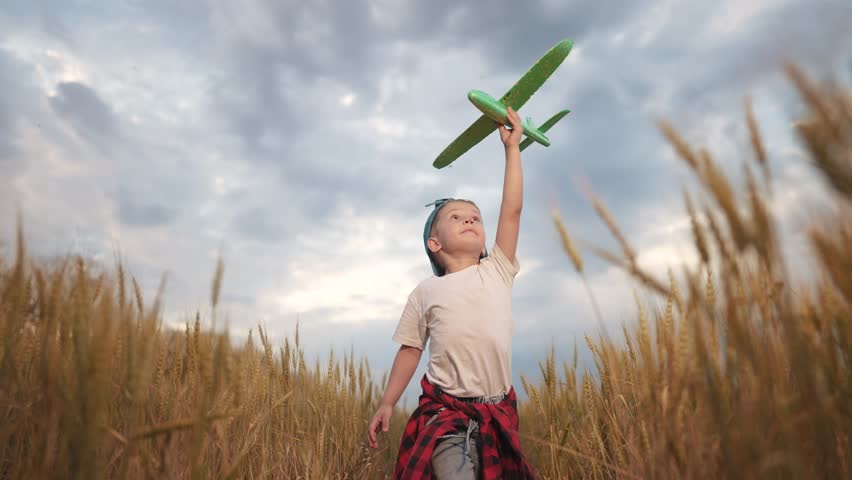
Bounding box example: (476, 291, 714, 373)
(1, 65, 850, 479)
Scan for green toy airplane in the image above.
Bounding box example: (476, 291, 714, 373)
(433, 38, 573, 169)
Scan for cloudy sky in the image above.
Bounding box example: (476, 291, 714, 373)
(2, 0, 851, 403)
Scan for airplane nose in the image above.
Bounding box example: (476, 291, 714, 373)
(467, 90, 490, 110)
(467, 90, 506, 125)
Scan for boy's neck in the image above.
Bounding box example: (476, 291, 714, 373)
(441, 252, 482, 275)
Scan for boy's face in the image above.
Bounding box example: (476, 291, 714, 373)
(431, 201, 486, 255)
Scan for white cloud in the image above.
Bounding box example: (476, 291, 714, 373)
(637, 0, 673, 47)
(269, 257, 414, 324)
(258, 205, 426, 324)
(208, 0, 287, 49)
(339, 93, 356, 107)
(706, 0, 778, 37)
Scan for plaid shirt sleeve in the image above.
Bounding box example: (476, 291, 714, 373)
(394, 375, 537, 479)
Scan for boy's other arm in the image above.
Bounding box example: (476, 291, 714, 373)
(495, 106, 524, 263)
(380, 345, 422, 407)
(368, 345, 422, 448)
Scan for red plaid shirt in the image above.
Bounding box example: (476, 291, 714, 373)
(393, 375, 536, 479)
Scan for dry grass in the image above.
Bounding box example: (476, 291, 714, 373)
(0, 65, 850, 478)
(527, 65, 852, 479)
(0, 246, 406, 478)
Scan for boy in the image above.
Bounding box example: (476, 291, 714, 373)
(367, 106, 535, 479)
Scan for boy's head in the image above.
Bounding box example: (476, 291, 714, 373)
(423, 198, 488, 276)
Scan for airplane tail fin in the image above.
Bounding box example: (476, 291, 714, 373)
(519, 109, 571, 152)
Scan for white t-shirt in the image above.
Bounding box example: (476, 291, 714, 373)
(392, 243, 520, 397)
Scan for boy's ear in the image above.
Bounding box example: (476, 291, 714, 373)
(427, 237, 442, 253)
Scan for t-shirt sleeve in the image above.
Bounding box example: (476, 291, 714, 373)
(392, 286, 429, 350)
(488, 243, 521, 285)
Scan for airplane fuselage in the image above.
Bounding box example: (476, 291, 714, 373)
(466, 90, 551, 147)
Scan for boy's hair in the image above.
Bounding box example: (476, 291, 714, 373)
(423, 198, 487, 276)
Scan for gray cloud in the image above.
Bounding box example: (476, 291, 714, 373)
(233, 206, 289, 243)
(0, 48, 35, 162)
(406, 1, 645, 67)
(40, 10, 76, 46)
(49, 81, 117, 140)
(223, 292, 255, 306)
(3, 0, 852, 403)
(117, 195, 178, 228)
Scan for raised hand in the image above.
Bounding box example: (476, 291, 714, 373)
(498, 106, 524, 147)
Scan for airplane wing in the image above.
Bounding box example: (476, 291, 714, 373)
(432, 114, 498, 169)
(498, 39, 573, 111)
(432, 39, 574, 169)
(519, 109, 571, 151)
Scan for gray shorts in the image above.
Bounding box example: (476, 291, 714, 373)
(431, 421, 480, 479)
(427, 392, 507, 480)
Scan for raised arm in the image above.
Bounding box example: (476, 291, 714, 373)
(495, 106, 524, 263)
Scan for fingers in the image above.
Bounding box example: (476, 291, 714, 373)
(367, 411, 391, 449)
(506, 106, 522, 130)
(367, 415, 379, 448)
(498, 107, 523, 146)
(497, 123, 509, 142)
